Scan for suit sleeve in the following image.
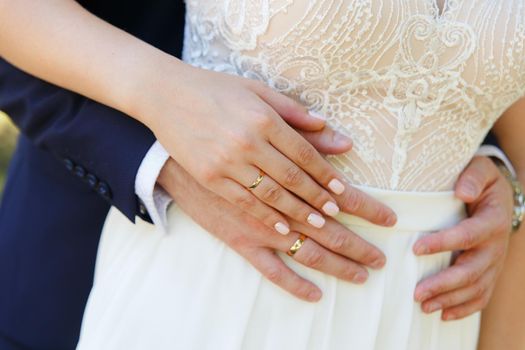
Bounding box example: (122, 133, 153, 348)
(0, 58, 155, 223)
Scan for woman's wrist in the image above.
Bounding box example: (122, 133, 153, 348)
(122, 52, 195, 131)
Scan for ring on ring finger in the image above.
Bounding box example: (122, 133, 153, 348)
(287, 234, 308, 257)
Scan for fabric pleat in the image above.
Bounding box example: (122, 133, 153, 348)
(78, 187, 480, 350)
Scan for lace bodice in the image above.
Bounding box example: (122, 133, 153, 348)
(182, 0, 525, 191)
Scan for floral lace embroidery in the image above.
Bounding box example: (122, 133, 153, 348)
(183, 0, 525, 191)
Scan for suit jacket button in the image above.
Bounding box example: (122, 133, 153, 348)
(139, 203, 148, 216)
(86, 174, 98, 188)
(96, 182, 112, 200)
(74, 165, 86, 179)
(63, 158, 75, 171)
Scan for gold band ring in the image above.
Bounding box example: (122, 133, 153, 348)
(247, 171, 265, 190)
(287, 234, 308, 257)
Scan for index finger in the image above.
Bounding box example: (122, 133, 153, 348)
(268, 120, 397, 226)
(413, 201, 506, 255)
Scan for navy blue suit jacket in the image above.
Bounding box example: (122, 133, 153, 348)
(0, 1, 185, 349)
(0, 1, 502, 349)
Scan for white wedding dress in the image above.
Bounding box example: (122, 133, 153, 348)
(77, 1, 525, 349)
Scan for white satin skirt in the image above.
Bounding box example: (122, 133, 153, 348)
(77, 186, 480, 350)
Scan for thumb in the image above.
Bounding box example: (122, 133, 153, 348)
(253, 82, 326, 131)
(455, 156, 498, 203)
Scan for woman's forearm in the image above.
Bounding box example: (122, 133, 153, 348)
(0, 0, 184, 126)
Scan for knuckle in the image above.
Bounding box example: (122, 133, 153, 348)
(329, 232, 351, 252)
(344, 267, 360, 281)
(259, 211, 277, 226)
(229, 130, 256, 152)
(265, 266, 284, 284)
(233, 193, 257, 209)
(464, 268, 481, 285)
(459, 228, 476, 249)
(252, 111, 276, 131)
(294, 283, 314, 299)
(261, 185, 283, 203)
(310, 189, 330, 208)
(228, 234, 249, 250)
(199, 164, 221, 183)
(342, 190, 365, 213)
(480, 293, 491, 307)
(471, 297, 486, 311)
(473, 284, 485, 300)
(426, 285, 441, 296)
(284, 166, 303, 187)
(427, 236, 443, 253)
(296, 144, 316, 166)
(302, 248, 325, 268)
(440, 295, 455, 307)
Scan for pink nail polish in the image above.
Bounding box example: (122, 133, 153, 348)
(328, 179, 345, 195)
(322, 201, 340, 216)
(274, 222, 290, 235)
(307, 213, 326, 228)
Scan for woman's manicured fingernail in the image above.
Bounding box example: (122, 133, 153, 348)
(328, 179, 345, 195)
(309, 111, 326, 121)
(425, 302, 442, 313)
(322, 201, 340, 216)
(307, 213, 326, 228)
(274, 222, 290, 235)
(333, 132, 353, 147)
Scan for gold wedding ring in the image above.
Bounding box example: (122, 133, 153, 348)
(287, 234, 308, 257)
(247, 170, 265, 190)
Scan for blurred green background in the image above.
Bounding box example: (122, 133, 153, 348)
(0, 111, 18, 198)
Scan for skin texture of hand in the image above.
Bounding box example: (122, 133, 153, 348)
(144, 64, 396, 235)
(412, 156, 513, 321)
(158, 158, 387, 302)
(0, 0, 396, 234)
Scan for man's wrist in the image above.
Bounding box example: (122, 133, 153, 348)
(492, 158, 525, 233)
(135, 141, 172, 230)
(157, 158, 174, 191)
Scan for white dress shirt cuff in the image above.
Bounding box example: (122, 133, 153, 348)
(135, 141, 172, 232)
(476, 144, 517, 178)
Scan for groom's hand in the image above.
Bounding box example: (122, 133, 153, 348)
(412, 156, 513, 320)
(158, 158, 386, 302)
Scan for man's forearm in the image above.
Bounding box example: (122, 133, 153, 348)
(478, 171, 525, 350)
(0, 0, 182, 127)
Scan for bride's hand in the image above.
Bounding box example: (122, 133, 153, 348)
(139, 62, 397, 234)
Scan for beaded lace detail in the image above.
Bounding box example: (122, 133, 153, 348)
(183, 0, 525, 191)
